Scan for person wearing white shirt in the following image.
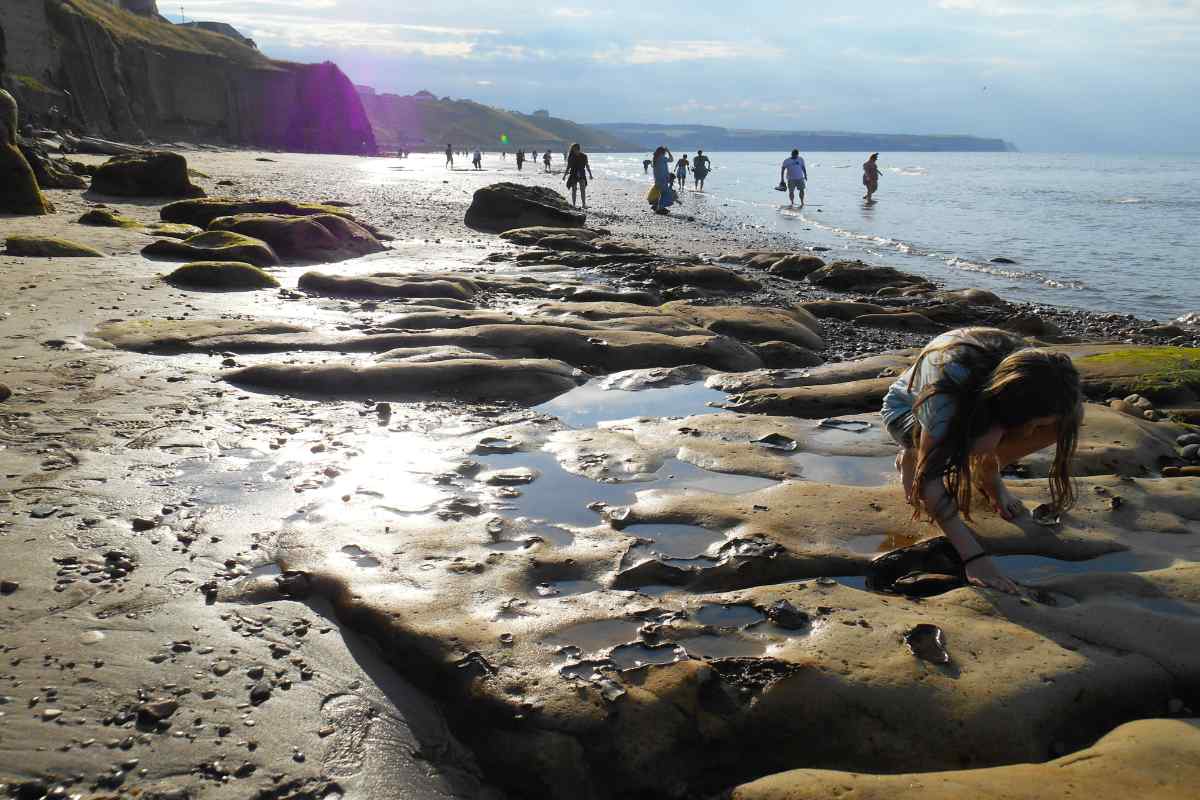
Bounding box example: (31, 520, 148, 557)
(779, 149, 808, 207)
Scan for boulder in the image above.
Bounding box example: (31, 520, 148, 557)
(91, 151, 205, 198)
(0, 90, 54, 215)
(17, 143, 88, 189)
(724, 377, 895, 418)
(298, 272, 477, 301)
(142, 231, 279, 267)
(208, 213, 350, 260)
(143, 222, 204, 239)
(767, 254, 826, 279)
(163, 261, 280, 290)
(0, 384, 11, 402)
(800, 300, 888, 321)
(160, 198, 385, 238)
(807, 260, 931, 293)
(731, 718, 1200, 800)
(1002, 313, 1063, 338)
(751, 341, 825, 368)
(653, 264, 761, 292)
(662, 301, 824, 350)
(78, 209, 139, 228)
(852, 311, 944, 333)
(5, 236, 103, 257)
(499, 226, 607, 245)
(936, 288, 1007, 306)
(464, 183, 586, 233)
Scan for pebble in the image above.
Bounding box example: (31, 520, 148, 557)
(1182, 444, 1200, 460)
(249, 681, 271, 705)
(41, 708, 62, 721)
(131, 517, 159, 532)
(0, 580, 18, 594)
(1177, 433, 1200, 447)
(30, 505, 59, 519)
(0, 383, 11, 402)
(212, 660, 232, 676)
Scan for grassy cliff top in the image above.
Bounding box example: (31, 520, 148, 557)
(63, 0, 274, 67)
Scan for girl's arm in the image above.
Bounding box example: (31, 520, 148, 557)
(917, 429, 1020, 594)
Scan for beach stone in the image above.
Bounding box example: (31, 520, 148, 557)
(136, 698, 178, 726)
(731, 718, 1200, 800)
(91, 151, 205, 198)
(751, 341, 825, 368)
(725, 377, 894, 418)
(163, 261, 280, 290)
(160, 197, 384, 237)
(298, 271, 477, 300)
(1178, 434, 1200, 447)
(800, 300, 888, 321)
(936, 288, 1007, 306)
(464, 182, 585, 233)
(227, 358, 585, 404)
(0, 90, 54, 215)
(78, 208, 139, 227)
(499, 226, 607, 245)
(724, 249, 791, 264)
(662, 301, 824, 350)
(807, 260, 930, 293)
(853, 311, 944, 333)
(142, 230, 279, 267)
(767, 254, 826, 279)
(143, 222, 204, 239)
(1183, 444, 1200, 460)
(5, 236, 103, 257)
(209, 212, 384, 260)
(1142, 324, 1186, 338)
(0, 384, 10, 402)
(653, 264, 760, 292)
(17, 143, 88, 189)
(1003, 312, 1063, 338)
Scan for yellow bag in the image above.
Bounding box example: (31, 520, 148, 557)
(646, 185, 661, 205)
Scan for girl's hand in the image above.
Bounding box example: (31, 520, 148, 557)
(965, 555, 1020, 594)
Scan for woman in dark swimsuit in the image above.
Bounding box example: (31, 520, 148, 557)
(564, 143, 594, 209)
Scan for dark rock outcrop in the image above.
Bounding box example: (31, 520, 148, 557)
(0, 2, 375, 155)
(208, 213, 383, 260)
(464, 183, 585, 233)
(17, 142, 88, 189)
(91, 151, 205, 197)
(142, 230, 278, 266)
(6, 235, 103, 257)
(0, 89, 53, 214)
(807, 260, 933, 293)
(164, 261, 280, 290)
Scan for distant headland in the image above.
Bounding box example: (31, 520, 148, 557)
(591, 122, 1017, 153)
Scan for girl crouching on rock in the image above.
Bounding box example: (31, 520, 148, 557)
(881, 327, 1084, 593)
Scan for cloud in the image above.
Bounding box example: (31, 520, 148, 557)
(552, 7, 593, 18)
(593, 40, 781, 64)
(667, 98, 817, 118)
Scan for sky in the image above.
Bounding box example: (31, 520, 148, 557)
(167, 0, 1200, 152)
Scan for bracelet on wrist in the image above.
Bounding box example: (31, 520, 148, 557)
(961, 551, 989, 568)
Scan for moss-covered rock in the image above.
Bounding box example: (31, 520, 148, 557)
(0, 89, 54, 215)
(160, 198, 384, 238)
(207, 212, 384, 260)
(143, 222, 204, 240)
(807, 259, 932, 293)
(142, 230, 279, 267)
(18, 143, 89, 190)
(163, 261, 280, 290)
(78, 208, 139, 228)
(464, 182, 585, 233)
(5, 236, 104, 257)
(1075, 346, 1200, 401)
(91, 151, 205, 198)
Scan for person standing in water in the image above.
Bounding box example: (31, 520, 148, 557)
(516, 149, 525, 171)
(692, 150, 711, 190)
(880, 327, 1084, 594)
(642, 158, 652, 174)
(472, 149, 482, 170)
(564, 143, 594, 209)
(674, 153, 689, 192)
(779, 149, 807, 207)
(445, 143, 454, 169)
(543, 150, 552, 172)
(862, 152, 880, 201)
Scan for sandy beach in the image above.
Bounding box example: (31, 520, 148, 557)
(2, 149, 1199, 799)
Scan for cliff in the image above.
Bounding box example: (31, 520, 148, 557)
(593, 122, 1017, 153)
(360, 90, 639, 152)
(0, 0, 375, 154)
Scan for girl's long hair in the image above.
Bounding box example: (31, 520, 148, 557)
(910, 328, 1083, 521)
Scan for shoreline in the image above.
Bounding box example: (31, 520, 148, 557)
(2, 147, 1198, 799)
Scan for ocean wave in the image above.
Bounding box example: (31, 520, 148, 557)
(886, 167, 928, 176)
(1112, 197, 1148, 204)
(1176, 311, 1200, 326)
(945, 258, 1086, 290)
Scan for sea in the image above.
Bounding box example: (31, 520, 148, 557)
(588, 152, 1200, 321)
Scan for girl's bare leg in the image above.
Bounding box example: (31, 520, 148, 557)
(897, 446, 916, 504)
(580, 184, 587, 209)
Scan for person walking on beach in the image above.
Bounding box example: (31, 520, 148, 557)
(881, 327, 1084, 594)
(692, 150, 711, 190)
(445, 143, 454, 169)
(516, 149, 525, 171)
(643, 158, 652, 174)
(674, 154, 689, 192)
(564, 142, 594, 209)
(472, 149, 482, 170)
(651, 145, 675, 214)
(543, 150, 552, 172)
(780, 149, 807, 207)
(863, 152, 880, 201)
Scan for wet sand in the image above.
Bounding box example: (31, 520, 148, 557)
(1, 149, 1198, 799)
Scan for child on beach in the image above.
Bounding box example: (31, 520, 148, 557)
(881, 328, 1084, 594)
